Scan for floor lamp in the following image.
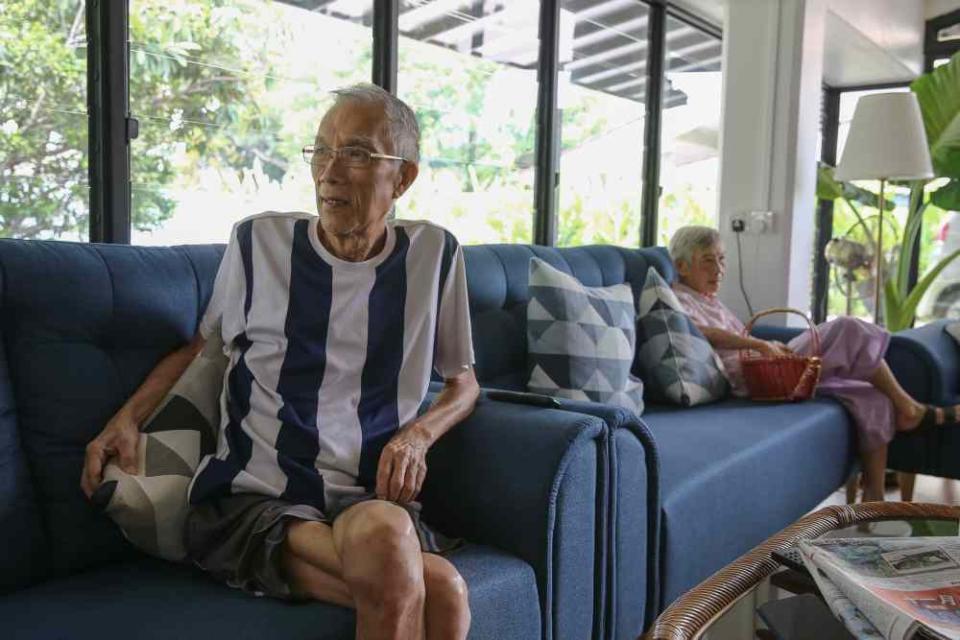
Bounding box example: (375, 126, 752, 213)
(834, 92, 933, 326)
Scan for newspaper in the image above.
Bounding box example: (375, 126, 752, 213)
(799, 537, 960, 640)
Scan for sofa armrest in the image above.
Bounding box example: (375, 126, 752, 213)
(546, 399, 659, 637)
(420, 396, 606, 640)
(749, 325, 804, 343)
(886, 320, 960, 405)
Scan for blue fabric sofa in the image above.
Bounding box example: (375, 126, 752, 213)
(0, 238, 938, 640)
(0, 239, 611, 640)
(461, 244, 861, 639)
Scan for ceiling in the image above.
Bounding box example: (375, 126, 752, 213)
(282, 0, 722, 109)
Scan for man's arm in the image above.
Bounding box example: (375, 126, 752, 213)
(376, 367, 480, 504)
(81, 333, 206, 498)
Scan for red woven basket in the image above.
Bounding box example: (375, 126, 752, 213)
(739, 308, 822, 402)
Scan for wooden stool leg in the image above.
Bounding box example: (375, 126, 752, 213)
(899, 472, 917, 502)
(845, 474, 859, 504)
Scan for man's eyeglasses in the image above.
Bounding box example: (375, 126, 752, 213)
(302, 144, 406, 168)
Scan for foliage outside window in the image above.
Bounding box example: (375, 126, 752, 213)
(555, 0, 648, 248)
(657, 15, 722, 247)
(129, 0, 372, 245)
(1, 0, 88, 240)
(396, 1, 540, 245)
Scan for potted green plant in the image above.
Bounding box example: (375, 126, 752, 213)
(820, 52, 960, 331)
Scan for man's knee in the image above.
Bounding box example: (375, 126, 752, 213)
(425, 558, 470, 618)
(340, 501, 419, 554)
(338, 501, 423, 605)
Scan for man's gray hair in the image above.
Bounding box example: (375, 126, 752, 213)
(331, 83, 420, 164)
(669, 225, 721, 265)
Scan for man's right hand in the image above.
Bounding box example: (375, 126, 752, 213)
(81, 409, 140, 499)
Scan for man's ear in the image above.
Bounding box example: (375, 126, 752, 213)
(675, 258, 689, 278)
(393, 162, 419, 199)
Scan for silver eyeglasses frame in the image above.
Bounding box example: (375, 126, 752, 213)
(302, 144, 406, 168)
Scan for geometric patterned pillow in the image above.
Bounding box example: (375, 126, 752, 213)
(526, 258, 644, 415)
(90, 333, 227, 562)
(635, 267, 728, 406)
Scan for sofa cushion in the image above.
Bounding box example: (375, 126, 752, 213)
(527, 258, 644, 413)
(0, 544, 540, 640)
(635, 268, 728, 406)
(0, 326, 48, 594)
(0, 240, 224, 576)
(465, 244, 675, 391)
(642, 398, 855, 611)
(91, 333, 226, 562)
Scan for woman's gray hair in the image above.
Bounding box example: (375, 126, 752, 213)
(331, 83, 420, 164)
(669, 225, 721, 265)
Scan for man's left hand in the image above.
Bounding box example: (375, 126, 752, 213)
(376, 424, 431, 504)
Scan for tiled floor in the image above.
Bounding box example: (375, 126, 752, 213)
(816, 473, 960, 509)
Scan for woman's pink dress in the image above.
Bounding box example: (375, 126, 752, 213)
(673, 283, 894, 452)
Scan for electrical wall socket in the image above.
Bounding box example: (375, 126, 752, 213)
(747, 210, 775, 234)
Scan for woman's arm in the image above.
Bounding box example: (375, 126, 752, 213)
(698, 326, 791, 357)
(376, 367, 480, 504)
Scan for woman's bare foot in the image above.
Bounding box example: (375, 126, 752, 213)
(895, 402, 925, 431)
(898, 404, 960, 433)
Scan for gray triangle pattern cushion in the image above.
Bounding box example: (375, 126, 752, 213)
(90, 333, 227, 562)
(635, 267, 728, 406)
(526, 258, 644, 415)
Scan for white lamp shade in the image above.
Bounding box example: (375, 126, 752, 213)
(835, 92, 934, 181)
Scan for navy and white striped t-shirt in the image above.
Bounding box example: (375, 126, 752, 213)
(188, 212, 474, 512)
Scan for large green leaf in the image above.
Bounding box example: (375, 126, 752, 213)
(817, 163, 895, 209)
(932, 179, 960, 211)
(911, 52, 960, 179)
(887, 247, 960, 331)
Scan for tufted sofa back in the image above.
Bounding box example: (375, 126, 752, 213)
(0, 240, 224, 586)
(463, 244, 674, 390)
(0, 238, 672, 590)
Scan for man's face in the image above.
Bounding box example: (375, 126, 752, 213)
(311, 101, 412, 237)
(677, 244, 726, 296)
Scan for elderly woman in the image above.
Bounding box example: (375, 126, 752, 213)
(81, 84, 478, 640)
(669, 225, 958, 503)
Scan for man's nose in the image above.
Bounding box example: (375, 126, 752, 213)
(316, 155, 345, 182)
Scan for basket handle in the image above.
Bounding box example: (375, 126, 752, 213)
(740, 307, 821, 358)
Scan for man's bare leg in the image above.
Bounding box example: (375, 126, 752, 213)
(422, 554, 470, 640)
(332, 501, 425, 640)
(282, 504, 470, 640)
(281, 520, 352, 607)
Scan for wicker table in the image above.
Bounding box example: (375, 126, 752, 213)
(644, 502, 960, 640)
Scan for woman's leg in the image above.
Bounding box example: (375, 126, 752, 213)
(868, 362, 924, 431)
(792, 317, 952, 431)
(861, 444, 889, 502)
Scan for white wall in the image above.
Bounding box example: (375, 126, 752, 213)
(927, 0, 960, 19)
(826, 0, 924, 81)
(716, 0, 825, 325)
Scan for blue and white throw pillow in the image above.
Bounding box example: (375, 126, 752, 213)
(527, 258, 644, 414)
(635, 267, 728, 406)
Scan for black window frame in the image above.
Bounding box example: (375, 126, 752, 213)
(812, 8, 960, 322)
(82, 0, 722, 247)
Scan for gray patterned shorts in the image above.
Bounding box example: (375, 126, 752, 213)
(184, 493, 459, 600)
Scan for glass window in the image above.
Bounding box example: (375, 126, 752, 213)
(129, 0, 373, 245)
(937, 22, 960, 43)
(556, 0, 649, 247)
(397, 0, 540, 245)
(657, 15, 722, 246)
(0, 1, 89, 240)
(825, 87, 910, 322)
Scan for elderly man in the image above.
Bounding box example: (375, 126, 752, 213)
(81, 83, 479, 640)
